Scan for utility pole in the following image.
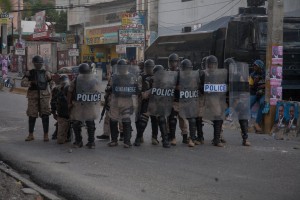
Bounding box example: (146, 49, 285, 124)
(17, 0, 23, 76)
(263, 0, 284, 134)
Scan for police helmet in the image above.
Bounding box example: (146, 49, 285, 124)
(153, 65, 164, 74)
(180, 59, 192, 70)
(144, 59, 155, 68)
(110, 58, 119, 66)
(138, 61, 144, 68)
(117, 59, 127, 66)
(32, 55, 43, 64)
(168, 53, 179, 62)
(79, 63, 91, 74)
(224, 58, 235, 69)
(206, 55, 218, 65)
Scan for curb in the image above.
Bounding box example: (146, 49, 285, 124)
(10, 87, 28, 95)
(0, 162, 61, 200)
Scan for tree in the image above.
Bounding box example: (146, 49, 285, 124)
(0, 0, 12, 11)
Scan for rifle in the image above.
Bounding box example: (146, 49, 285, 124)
(99, 92, 109, 123)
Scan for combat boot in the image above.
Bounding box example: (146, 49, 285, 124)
(26, 117, 36, 141)
(157, 117, 170, 148)
(43, 133, 49, 142)
(213, 120, 224, 147)
(188, 138, 195, 147)
(168, 116, 177, 146)
(108, 120, 119, 147)
(72, 121, 83, 148)
(182, 134, 188, 144)
(134, 117, 148, 146)
(188, 118, 199, 145)
(52, 122, 58, 140)
(41, 116, 50, 142)
(123, 122, 132, 148)
(25, 133, 34, 141)
(86, 121, 96, 149)
(196, 117, 204, 144)
(239, 120, 251, 146)
(151, 116, 159, 145)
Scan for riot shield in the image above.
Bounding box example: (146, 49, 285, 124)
(178, 70, 200, 118)
(70, 74, 102, 121)
(229, 62, 250, 121)
(109, 68, 138, 122)
(147, 71, 178, 117)
(203, 68, 227, 121)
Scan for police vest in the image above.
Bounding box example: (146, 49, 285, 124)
(112, 73, 138, 97)
(28, 69, 48, 90)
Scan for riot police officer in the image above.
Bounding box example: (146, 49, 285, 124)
(134, 59, 159, 146)
(179, 59, 202, 147)
(167, 53, 189, 145)
(147, 65, 172, 148)
(203, 55, 227, 147)
(67, 63, 101, 149)
(224, 58, 251, 146)
(22, 55, 52, 142)
(108, 59, 138, 148)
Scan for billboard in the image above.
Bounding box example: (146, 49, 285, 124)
(118, 29, 145, 45)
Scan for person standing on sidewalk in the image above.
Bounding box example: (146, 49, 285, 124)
(22, 55, 52, 142)
(249, 60, 265, 133)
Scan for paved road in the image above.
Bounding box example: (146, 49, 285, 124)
(0, 91, 300, 200)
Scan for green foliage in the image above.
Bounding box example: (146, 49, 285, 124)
(0, 0, 12, 11)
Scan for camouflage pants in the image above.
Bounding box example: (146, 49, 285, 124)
(168, 102, 188, 135)
(57, 117, 70, 144)
(27, 97, 51, 118)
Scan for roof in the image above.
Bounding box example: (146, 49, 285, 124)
(194, 16, 232, 32)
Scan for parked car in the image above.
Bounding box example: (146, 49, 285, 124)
(52, 66, 79, 84)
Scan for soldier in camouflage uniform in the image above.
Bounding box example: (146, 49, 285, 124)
(167, 53, 189, 146)
(178, 59, 202, 147)
(133, 59, 159, 146)
(108, 59, 138, 148)
(22, 55, 52, 142)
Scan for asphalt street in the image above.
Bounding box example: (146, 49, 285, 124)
(0, 91, 300, 200)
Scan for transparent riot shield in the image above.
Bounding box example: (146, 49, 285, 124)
(147, 71, 178, 117)
(178, 70, 200, 118)
(229, 62, 250, 121)
(70, 74, 102, 121)
(109, 66, 138, 122)
(203, 68, 228, 121)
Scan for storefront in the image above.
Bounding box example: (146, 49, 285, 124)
(83, 24, 119, 63)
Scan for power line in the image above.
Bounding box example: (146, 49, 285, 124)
(158, 0, 236, 25)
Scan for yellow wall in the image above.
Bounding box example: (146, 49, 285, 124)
(81, 44, 118, 63)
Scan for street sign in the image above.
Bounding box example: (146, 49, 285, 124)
(68, 49, 79, 57)
(15, 48, 26, 56)
(118, 29, 145, 45)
